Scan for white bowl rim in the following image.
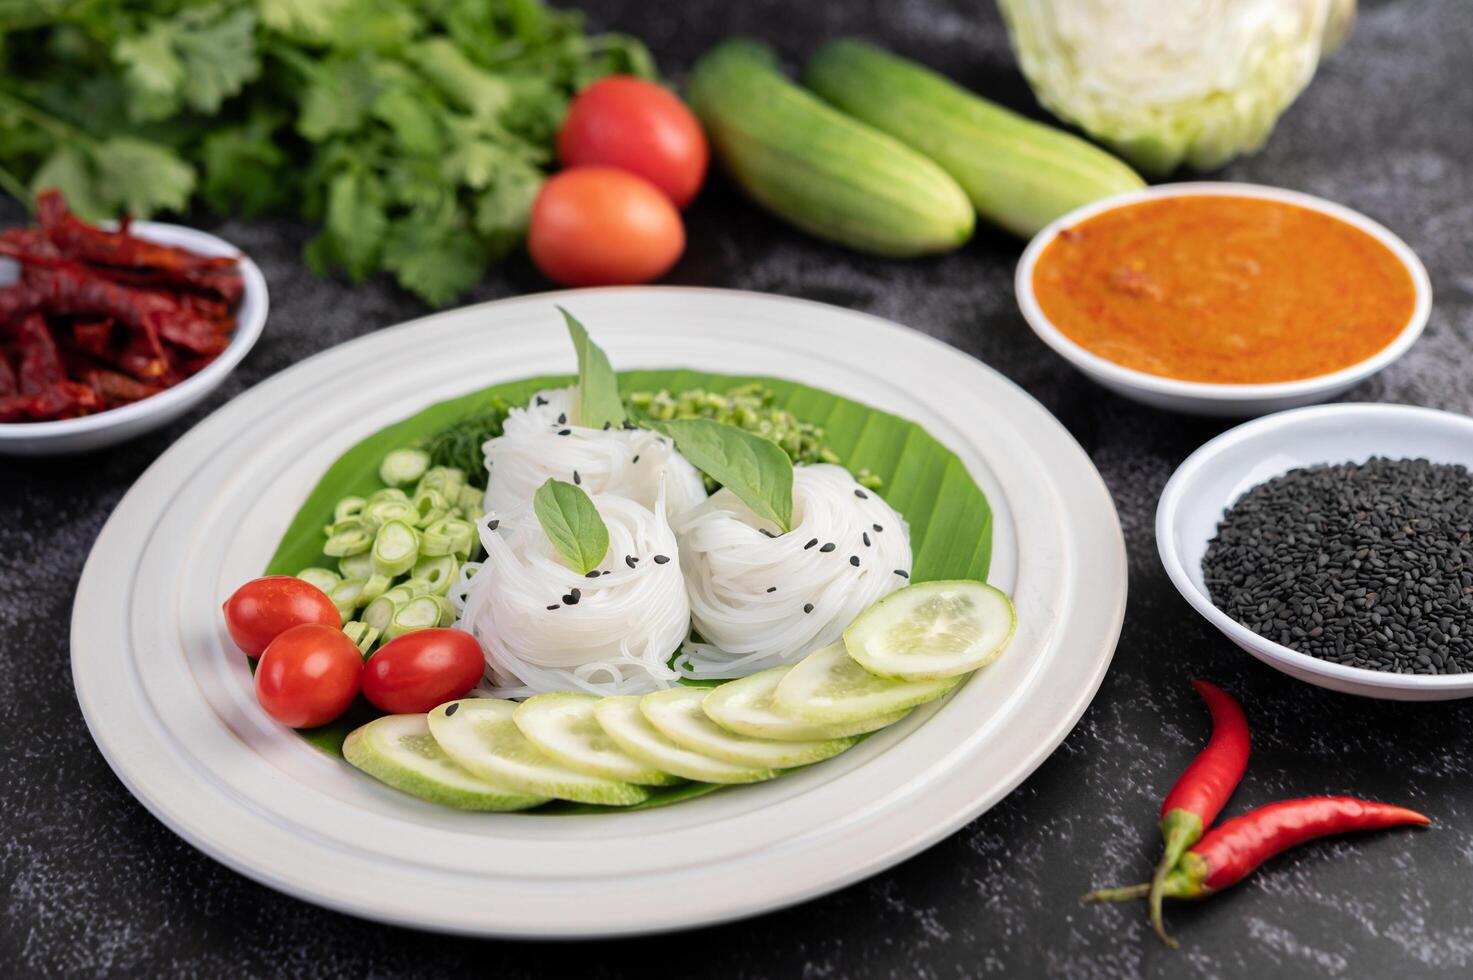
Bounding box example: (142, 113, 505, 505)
(0, 220, 268, 442)
(1015, 182, 1433, 402)
(1157, 402, 1473, 691)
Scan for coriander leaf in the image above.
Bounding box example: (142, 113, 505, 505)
(409, 39, 512, 119)
(92, 136, 196, 216)
(114, 24, 184, 122)
(315, 168, 386, 280)
(371, 83, 442, 156)
(200, 112, 288, 217)
(473, 163, 541, 254)
(29, 144, 106, 220)
(296, 55, 378, 142)
(652, 419, 794, 532)
(561, 308, 625, 430)
(175, 8, 261, 116)
(257, 0, 351, 41)
(533, 478, 609, 575)
(381, 210, 486, 306)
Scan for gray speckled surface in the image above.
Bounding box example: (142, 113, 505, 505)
(4, 1, 1473, 976)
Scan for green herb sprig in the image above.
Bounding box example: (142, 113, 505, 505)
(652, 418, 794, 532)
(533, 478, 609, 575)
(0, 0, 656, 306)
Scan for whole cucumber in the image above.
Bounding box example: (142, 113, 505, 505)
(804, 40, 1145, 238)
(686, 40, 974, 257)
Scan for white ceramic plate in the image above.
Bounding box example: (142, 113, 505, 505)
(0, 221, 268, 456)
(1158, 402, 1473, 700)
(1015, 183, 1431, 417)
(71, 288, 1126, 937)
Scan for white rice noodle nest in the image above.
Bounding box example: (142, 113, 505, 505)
(451, 486, 692, 699)
(481, 386, 708, 518)
(673, 463, 913, 679)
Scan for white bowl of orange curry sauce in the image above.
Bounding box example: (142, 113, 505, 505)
(1015, 183, 1431, 417)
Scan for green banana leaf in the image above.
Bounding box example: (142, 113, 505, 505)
(265, 370, 993, 812)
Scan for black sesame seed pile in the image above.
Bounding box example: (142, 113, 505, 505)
(1203, 457, 1473, 675)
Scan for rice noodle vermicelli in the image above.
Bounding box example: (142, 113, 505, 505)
(451, 487, 692, 698)
(673, 463, 912, 679)
(481, 386, 708, 518)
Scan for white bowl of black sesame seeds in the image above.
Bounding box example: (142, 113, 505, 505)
(1157, 403, 1473, 700)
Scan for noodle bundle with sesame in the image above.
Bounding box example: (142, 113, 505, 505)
(673, 464, 913, 679)
(451, 487, 692, 698)
(482, 386, 708, 518)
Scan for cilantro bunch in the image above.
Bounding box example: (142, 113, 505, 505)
(0, 0, 655, 305)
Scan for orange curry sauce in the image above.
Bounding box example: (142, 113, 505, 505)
(1032, 196, 1417, 384)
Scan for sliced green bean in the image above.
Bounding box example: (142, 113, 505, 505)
(333, 496, 366, 524)
(372, 519, 420, 576)
(412, 555, 459, 596)
(456, 485, 484, 517)
(380, 447, 431, 487)
(400, 576, 435, 597)
(338, 551, 375, 580)
(421, 517, 476, 558)
(362, 497, 419, 533)
(413, 487, 450, 523)
(329, 577, 368, 620)
(360, 573, 393, 604)
(362, 588, 410, 631)
(324, 520, 373, 557)
(295, 567, 341, 595)
(368, 487, 410, 504)
(384, 594, 456, 640)
(342, 621, 380, 656)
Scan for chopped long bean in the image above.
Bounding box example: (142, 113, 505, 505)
(380, 447, 431, 487)
(295, 567, 341, 595)
(372, 520, 420, 577)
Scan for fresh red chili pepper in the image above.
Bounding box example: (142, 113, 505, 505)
(1164, 797, 1429, 898)
(1085, 796, 1430, 934)
(1149, 680, 1250, 945)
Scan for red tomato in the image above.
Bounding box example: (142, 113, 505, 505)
(223, 575, 340, 658)
(557, 75, 709, 208)
(528, 167, 684, 287)
(361, 629, 486, 714)
(254, 624, 363, 729)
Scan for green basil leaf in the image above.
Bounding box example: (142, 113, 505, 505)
(560, 307, 625, 430)
(651, 419, 793, 532)
(533, 478, 609, 575)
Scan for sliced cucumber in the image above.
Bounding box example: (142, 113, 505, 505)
(642, 688, 855, 769)
(702, 665, 911, 741)
(515, 693, 681, 786)
(343, 714, 546, 811)
(427, 699, 649, 806)
(844, 580, 1016, 680)
(773, 641, 961, 724)
(593, 695, 778, 785)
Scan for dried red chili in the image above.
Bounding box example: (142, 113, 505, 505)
(0, 189, 242, 423)
(1149, 681, 1250, 945)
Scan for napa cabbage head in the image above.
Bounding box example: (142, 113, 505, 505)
(996, 0, 1355, 176)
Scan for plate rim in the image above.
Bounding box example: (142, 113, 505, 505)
(71, 286, 1127, 936)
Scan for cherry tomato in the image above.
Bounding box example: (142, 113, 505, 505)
(254, 624, 363, 729)
(557, 75, 709, 208)
(528, 167, 684, 287)
(361, 629, 486, 714)
(223, 575, 340, 658)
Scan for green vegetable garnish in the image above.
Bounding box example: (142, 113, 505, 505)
(650, 418, 794, 533)
(533, 478, 609, 576)
(562, 307, 625, 431)
(0, 1, 656, 305)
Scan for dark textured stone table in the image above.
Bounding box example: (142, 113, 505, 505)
(4, 1, 1472, 976)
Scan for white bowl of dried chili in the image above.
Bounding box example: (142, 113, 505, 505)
(0, 218, 267, 455)
(1158, 403, 1473, 700)
(1015, 183, 1431, 418)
